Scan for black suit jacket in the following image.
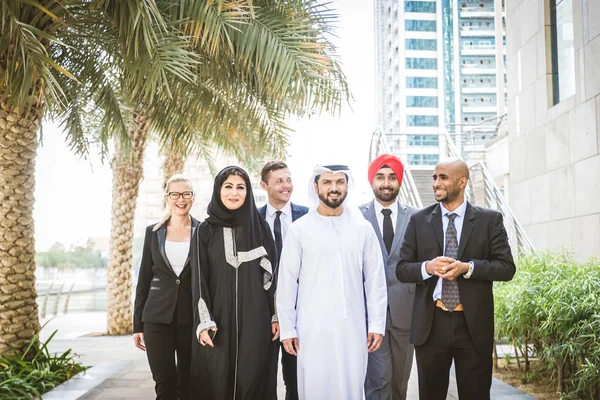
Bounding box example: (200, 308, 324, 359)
(258, 202, 309, 222)
(396, 202, 515, 355)
(133, 217, 200, 333)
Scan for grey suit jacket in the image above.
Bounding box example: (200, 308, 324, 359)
(360, 200, 417, 330)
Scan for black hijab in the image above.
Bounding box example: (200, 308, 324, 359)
(206, 166, 275, 254)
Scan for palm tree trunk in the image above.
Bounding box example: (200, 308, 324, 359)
(162, 147, 185, 188)
(106, 112, 149, 335)
(0, 100, 43, 356)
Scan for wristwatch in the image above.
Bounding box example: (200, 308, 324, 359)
(464, 261, 474, 279)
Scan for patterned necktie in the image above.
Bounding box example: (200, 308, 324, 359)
(274, 211, 283, 263)
(441, 213, 461, 311)
(381, 209, 394, 254)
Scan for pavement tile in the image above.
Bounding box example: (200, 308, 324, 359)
(43, 313, 534, 399)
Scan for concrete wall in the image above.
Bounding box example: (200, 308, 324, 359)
(506, 0, 600, 259)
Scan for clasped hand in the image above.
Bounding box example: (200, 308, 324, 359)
(426, 256, 468, 281)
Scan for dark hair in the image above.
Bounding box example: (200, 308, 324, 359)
(261, 161, 288, 183)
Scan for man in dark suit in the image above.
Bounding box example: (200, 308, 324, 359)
(360, 154, 417, 400)
(396, 158, 515, 400)
(258, 161, 308, 400)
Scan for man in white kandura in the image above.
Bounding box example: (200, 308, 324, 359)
(277, 164, 388, 400)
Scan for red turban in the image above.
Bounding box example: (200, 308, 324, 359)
(368, 154, 404, 186)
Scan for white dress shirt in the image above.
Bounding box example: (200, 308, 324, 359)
(165, 240, 190, 276)
(373, 198, 398, 235)
(265, 201, 293, 241)
(421, 199, 469, 300)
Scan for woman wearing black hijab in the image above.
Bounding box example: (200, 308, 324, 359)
(191, 166, 279, 400)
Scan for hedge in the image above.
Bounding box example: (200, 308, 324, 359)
(494, 250, 600, 399)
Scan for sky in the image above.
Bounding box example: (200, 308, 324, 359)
(33, 0, 377, 251)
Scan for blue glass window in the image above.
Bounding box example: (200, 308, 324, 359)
(408, 135, 440, 146)
(406, 20, 437, 31)
(406, 77, 438, 88)
(408, 154, 440, 166)
(406, 39, 437, 51)
(405, 58, 437, 69)
(407, 115, 439, 127)
(405, 1, 436, 13)
(407, 96, 438, 108)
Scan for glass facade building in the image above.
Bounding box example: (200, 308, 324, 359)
(374, 0, 507, 167)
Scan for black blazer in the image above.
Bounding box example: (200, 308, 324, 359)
(258, 202, 309, 222)
(396, 202, 515, 355)
(133, 217, 200, 333)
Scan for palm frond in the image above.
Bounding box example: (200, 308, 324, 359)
(0, 0, 76, 110)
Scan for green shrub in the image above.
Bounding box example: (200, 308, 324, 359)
(494, 250, 600, 399)
(0, 328, 87, 399)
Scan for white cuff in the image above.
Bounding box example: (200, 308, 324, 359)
(464, 261, 475, 279)
(421, 261, 432, 280)
(196, 323, 217, 342)
(280, 329, 298, 341)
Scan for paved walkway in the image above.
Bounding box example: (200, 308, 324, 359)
(43, 312, 534, 399)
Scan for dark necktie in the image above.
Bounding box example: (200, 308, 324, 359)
(441, 213, 461, 311)
(381, 209, 394, 254)
(274, 211, 283, 262)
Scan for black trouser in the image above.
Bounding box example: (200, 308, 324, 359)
(281, 342, 299, 400)
(144, 320, 192, 400)
(414, 308, 492, 400)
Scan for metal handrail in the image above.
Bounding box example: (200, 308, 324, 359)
(468, 161, 535, 254)
(369, 128, 423, 208)
(442, 126, 534, 256)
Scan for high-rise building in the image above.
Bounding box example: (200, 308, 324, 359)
(375, 0, 507, 168)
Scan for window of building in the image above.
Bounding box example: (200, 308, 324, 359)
(405, 58, 437, 69)
(407, 115, 439, 126)
(405, 1, 436, 13)
(405, 20, 437, 32)
(408, 154, 440, 166)
(408, 135, 440, 146)
(406, 96, 438, 107)
(406, 39, 437, 51)
(406, 77, 438, 88)
(550, 0, 575, 104)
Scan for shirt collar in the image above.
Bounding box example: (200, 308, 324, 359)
(374, 198, 398, 216)
(266, 201, 291, 217)
(440, 199, 468, 219)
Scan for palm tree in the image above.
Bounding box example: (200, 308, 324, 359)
(0, 1, 85, 356)
(1, 0, 349, 342)
(97, 0, 349, 334)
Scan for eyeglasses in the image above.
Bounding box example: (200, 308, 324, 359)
(167, 191, 194, 200)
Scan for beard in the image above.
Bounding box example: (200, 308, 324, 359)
(434, 187, 457, 203)
(374, 186, 399, 203)
(318, 190, 348, 209)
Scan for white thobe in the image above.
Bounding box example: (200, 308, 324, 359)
(277, 208, 387, 400)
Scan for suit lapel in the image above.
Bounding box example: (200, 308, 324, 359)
(390, 202, 409, 256)
(258, 205, 267, 219)
(365, 201, 387, 258)
(291, 203, 300, 222)
(157, 224, 177, 276)
(179, 217, 200, 278)
(457, 202, 475, 259)
(430, 204, 444, 253)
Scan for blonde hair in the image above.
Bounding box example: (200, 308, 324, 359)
(153, 174, 194, 231)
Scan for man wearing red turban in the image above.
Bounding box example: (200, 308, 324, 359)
(360, 154, 417, 400)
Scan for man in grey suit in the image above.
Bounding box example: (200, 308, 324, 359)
(361, 154, 418, 400)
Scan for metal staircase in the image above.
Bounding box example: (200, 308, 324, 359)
(369, 118, 534, 257)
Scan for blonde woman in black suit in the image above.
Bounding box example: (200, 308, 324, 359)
(133, 174, 199, 400)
